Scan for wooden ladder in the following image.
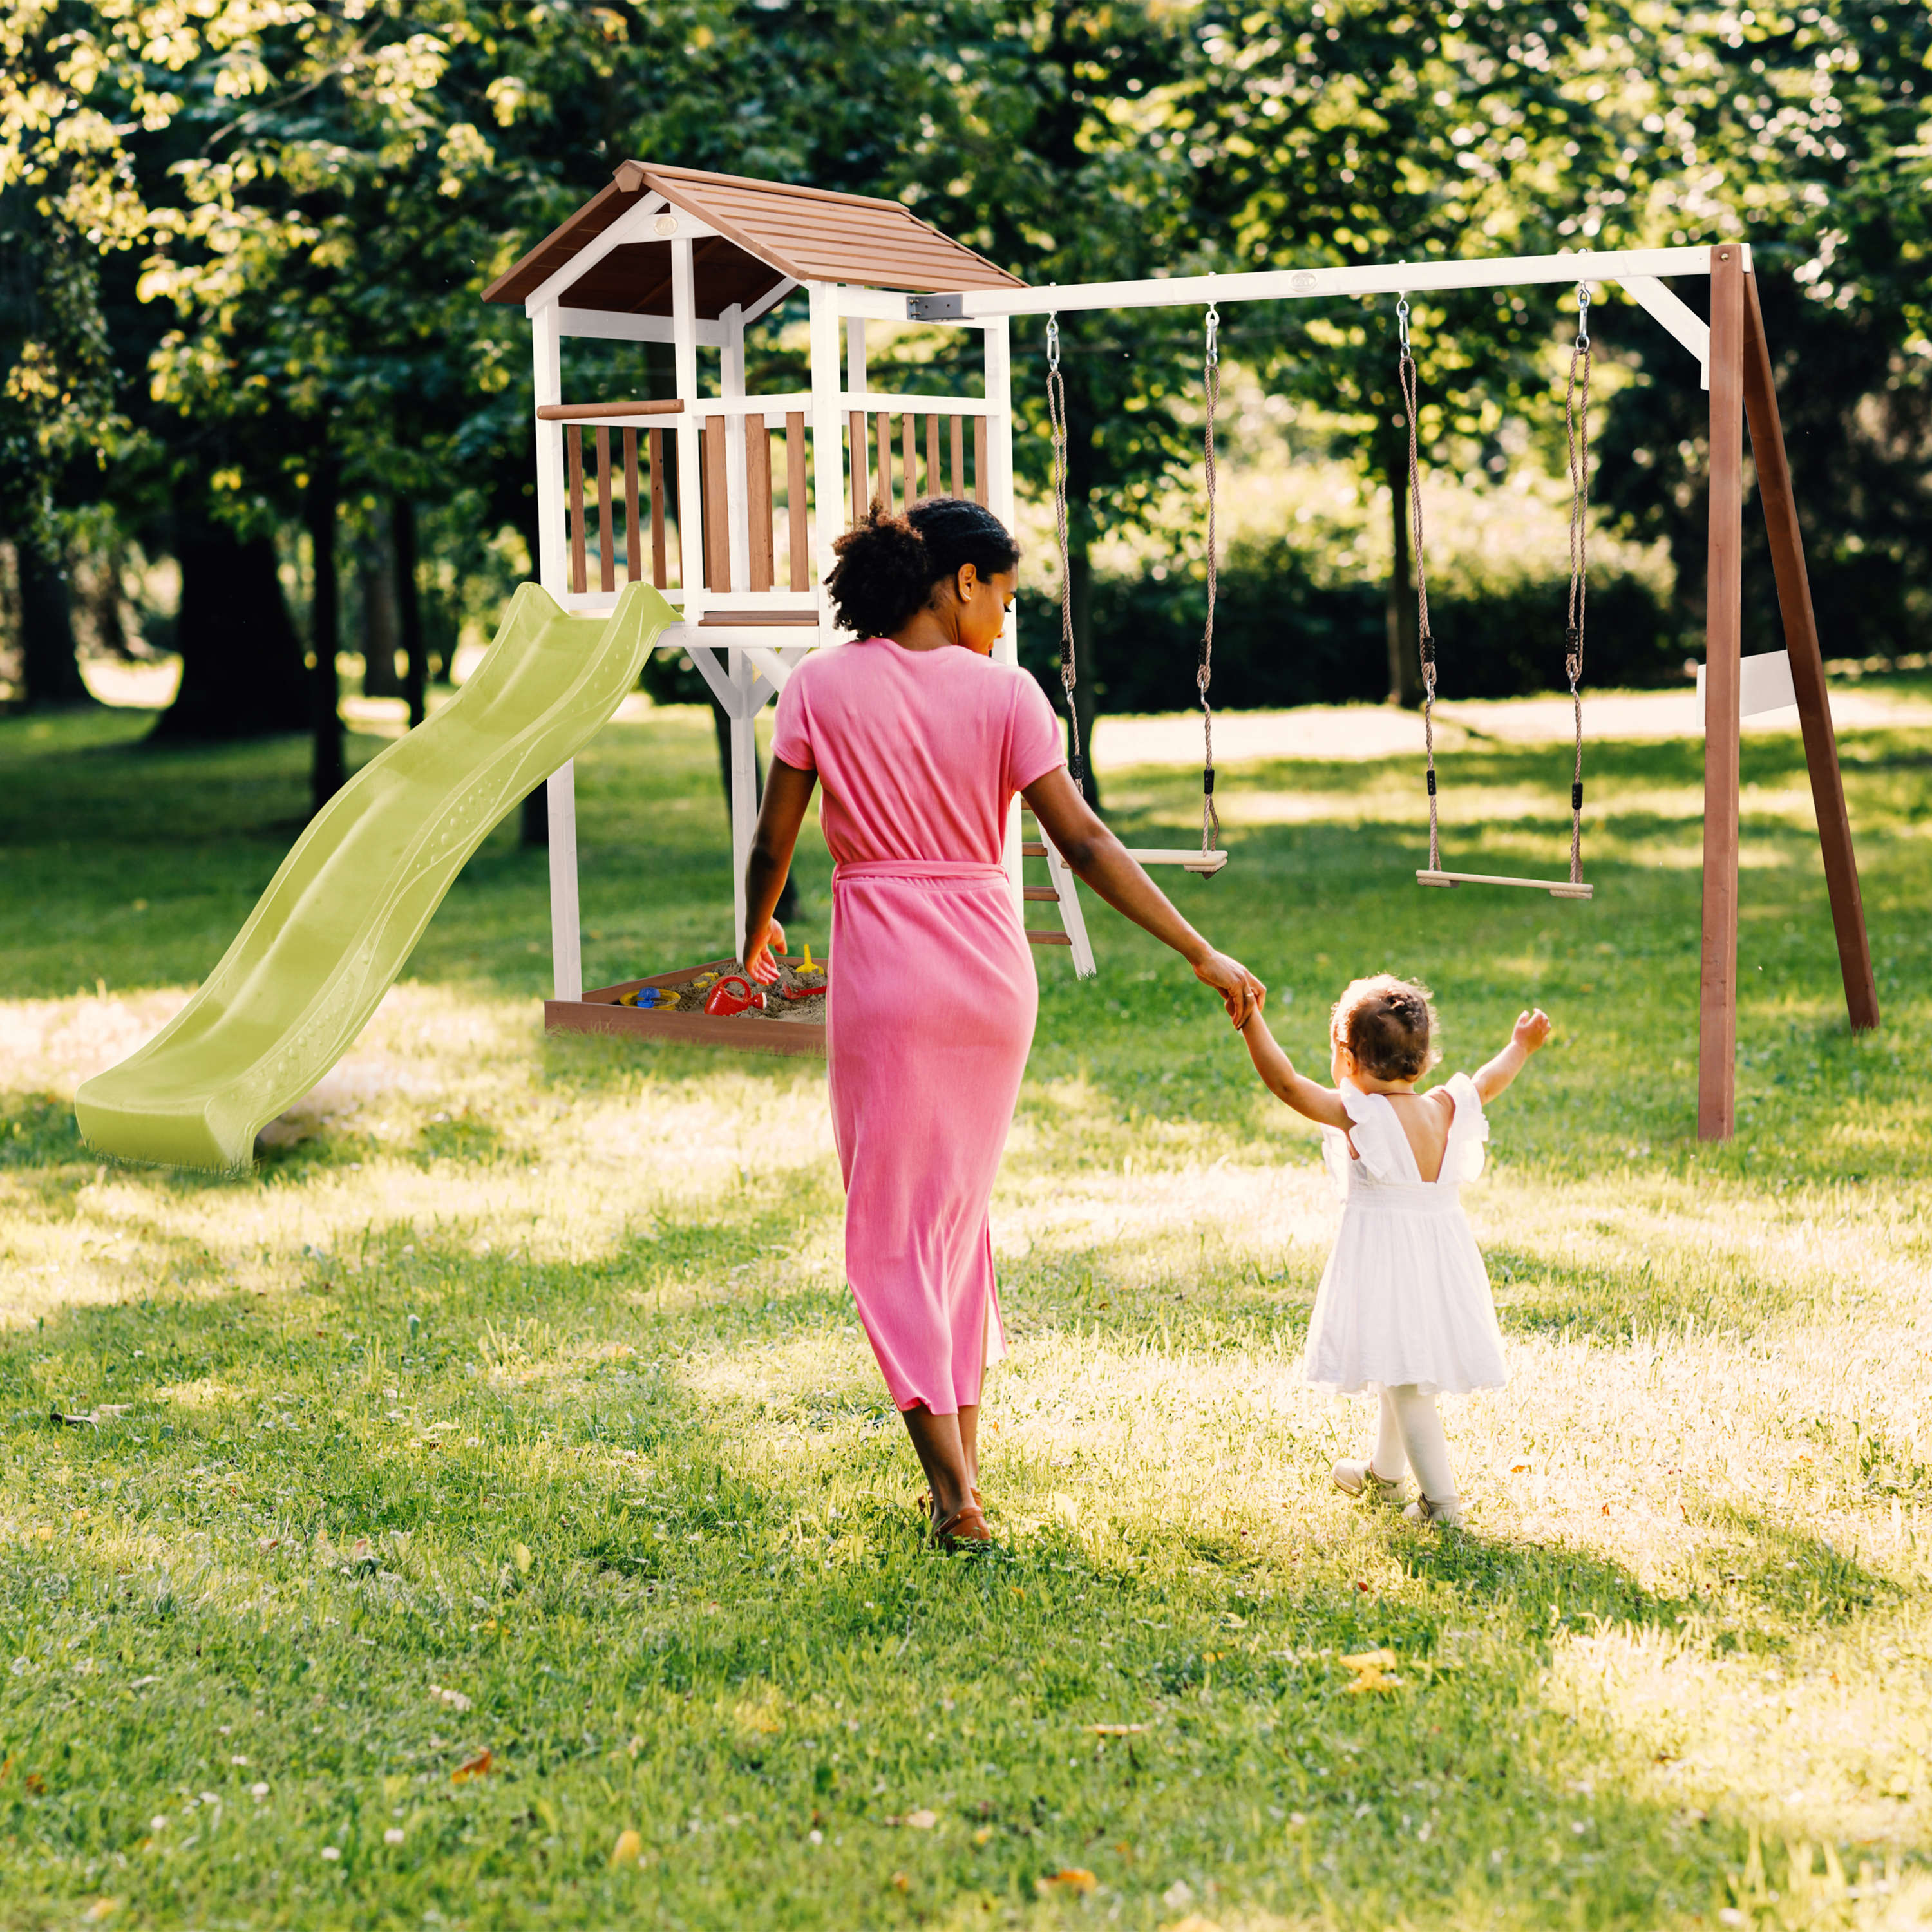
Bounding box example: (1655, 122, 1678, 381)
(1019, 811, 1095, 978)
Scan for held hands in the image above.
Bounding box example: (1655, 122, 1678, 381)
(744, 916, 787, 985)
(1193, 949, 1266, 1029)
(1513, 1007, 1553, 1053)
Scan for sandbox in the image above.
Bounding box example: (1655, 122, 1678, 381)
(544, 955, 827, 1058)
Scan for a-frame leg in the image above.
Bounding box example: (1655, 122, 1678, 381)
(1699, 245, 1747, 1141)
(1739, 273, 1880, 1034)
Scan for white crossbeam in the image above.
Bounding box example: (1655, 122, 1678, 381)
(907, 244, 1746, 322)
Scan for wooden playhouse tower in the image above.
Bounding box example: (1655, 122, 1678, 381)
(483, 162, 1102, 1042)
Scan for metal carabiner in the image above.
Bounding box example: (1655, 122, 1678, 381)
(1396, 293, 1411, 352)
(1046, 312, 1061, 372)
(1575, 281, 1591, 352)
(1204, 303, 1220, 368)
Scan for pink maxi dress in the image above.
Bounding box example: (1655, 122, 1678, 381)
(770, 636, 1065, 1416)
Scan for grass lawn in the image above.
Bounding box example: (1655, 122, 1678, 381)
(3, 693, 1931, 1930)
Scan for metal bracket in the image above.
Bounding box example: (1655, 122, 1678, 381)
(906, 292, 964, 321)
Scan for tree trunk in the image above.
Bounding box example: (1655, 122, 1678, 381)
(17, 539, 91, 706)
(357, 504, 402, 697)
(710, 699, 797, 925)
(153, 520, 308, 739)
(1384, 440, 1422, 708)
(307, 455, 345, 813)
(395, 495, 426, 728)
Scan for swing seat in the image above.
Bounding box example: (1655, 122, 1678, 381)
(1417, 869, 1593, 900)
(1126, 847, 1229, 876)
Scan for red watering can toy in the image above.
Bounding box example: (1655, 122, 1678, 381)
(703, 975, 764, 1018)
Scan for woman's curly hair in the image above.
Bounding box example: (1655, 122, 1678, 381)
(824, 497, 1019, 639)
(1330, 974, 1441, 1082)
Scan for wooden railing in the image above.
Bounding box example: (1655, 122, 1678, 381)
(849, 409, 988, 522)
(543, 398, 992, 603)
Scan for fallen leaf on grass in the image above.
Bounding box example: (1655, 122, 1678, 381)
(1089, 1724, 1147, 1737)
(885, 1808, 938, 1828)
(890, 1871, 909, 1891)
(1170, 1918, 1225, 1932)
(1339, 1649, 1401, 1695)
(609, 1828, 642, 1868)
(428, 1684, 472, 1712)
(24, 1774, 45, 1794)
(1037, 1869, 1097, 1895)
(82, 1900, 122, 1922)
(512, 1543, 532, 1575)
(451, 1750, 493, 1783)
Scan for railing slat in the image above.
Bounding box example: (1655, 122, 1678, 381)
(902, 413, 917, 505)
(786, 412, 810, 593)
(746, 415, 774, 592)
(701, 421, 732, 593)
(875, 411, 892, 513)
(566, 425, 587, 595)
(950, 416, 964, 497)
(972, 417, 989, 507)
(649, 428, 668, 587)
(595, 427, 616, 593)
(622, 429, 641, 582)
(926, 415, 941, 498)
(849, 410, 867, 525)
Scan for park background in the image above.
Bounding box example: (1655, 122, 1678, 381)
(6, 3, 1932, 1930)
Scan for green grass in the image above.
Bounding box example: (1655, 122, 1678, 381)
(3, 699, 1931, 1929)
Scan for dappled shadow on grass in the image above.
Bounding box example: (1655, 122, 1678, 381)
(1488, 1249, 1815, 1345)
(1690, 1497, 1900, 1634)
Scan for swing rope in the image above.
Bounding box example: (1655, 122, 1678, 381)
(1045, 314, 1084, 793)
(1564, 282, 1592, 887)
(1396, 294, 1441, 875)
(1199, 304, 1221, 857)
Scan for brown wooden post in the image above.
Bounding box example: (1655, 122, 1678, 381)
(949, 417, 965, 497)
(902, 413, 918, 504)
(972, 417, 989, 507)
(648, 430, 668, 587)
(875, 411, 893, 511)
(746, 415, 775, 592)
(622, 429, 641, 583)
(785, 412, 809, 592)
(565, 426, 587, 596)
(926, 415, 941, 498)
(1740, 272, 1879, 1033)
(1700, 244, 1747, 1141)
(594, 428, 616, 593)
(849, 411, 867, 524)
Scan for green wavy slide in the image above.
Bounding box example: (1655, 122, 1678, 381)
(77, 581, 676, 1171)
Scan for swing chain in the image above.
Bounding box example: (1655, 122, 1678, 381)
(1045, 312, 1084, 790)
(1199, 304, 1221, 855)
(1564, 280, 1592, 886)
(1397, 292, 1440, 873)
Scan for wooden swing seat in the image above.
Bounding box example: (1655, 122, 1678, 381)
(1128, 847, 1229, 876)
(1417, 869, 1593, 900)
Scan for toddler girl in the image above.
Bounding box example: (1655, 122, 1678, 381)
(1238, 976, 1550, 1526)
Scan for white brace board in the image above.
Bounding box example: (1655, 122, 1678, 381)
(1696, 649, 1800, 728)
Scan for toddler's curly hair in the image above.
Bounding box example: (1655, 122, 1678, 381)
(1330, 974, 1441, 1082)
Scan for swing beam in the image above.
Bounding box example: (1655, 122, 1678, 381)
(916, 242, 1880, 1142)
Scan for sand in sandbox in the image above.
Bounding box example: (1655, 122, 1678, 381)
(667, 958, 826, 1025)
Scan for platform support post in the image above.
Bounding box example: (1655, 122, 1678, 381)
(1698, 243, 1747, 1141)
(730, 655, 760, 965)
(1739, 273, 1879, 1036)
(547, 759, 583, 1003)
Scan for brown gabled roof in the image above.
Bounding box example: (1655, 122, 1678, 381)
(481, 163, 1024, 317)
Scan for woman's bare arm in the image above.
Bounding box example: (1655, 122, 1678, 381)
(1021, 765, 1264, 1027)
(1237, 1011, 1352, 1128)
(743, 757, 817, 982)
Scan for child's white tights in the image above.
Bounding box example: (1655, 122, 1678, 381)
(1370, 1385, 1457, 1503)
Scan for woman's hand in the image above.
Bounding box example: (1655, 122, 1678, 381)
(745, 916, 787, 985)
(1192, 949, 1265, 1028)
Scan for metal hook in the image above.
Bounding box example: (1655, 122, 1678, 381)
(1046, 312, 1061, 370)
(1575, 281, 1591, 351)
(1204, 304, 1220, 367)
(1397, 293, 1411, 352)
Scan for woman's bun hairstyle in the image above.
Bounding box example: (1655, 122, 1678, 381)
(825, 497, 1019, 639)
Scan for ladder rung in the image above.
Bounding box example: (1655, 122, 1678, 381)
(1026, 930, 1074, 946)
(1021, 841, 1048, 857)
(1022, 886, 1060, 902)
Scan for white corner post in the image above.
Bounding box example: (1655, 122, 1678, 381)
(670, 237, 705, 612)
(531, 298, 583, 1004)
(730, 658, 761, 964)
(981, 312, 1028, 923)
(807, 282, 845, 616)
(721, 302, 751, 592)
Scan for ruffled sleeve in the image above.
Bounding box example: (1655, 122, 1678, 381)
(1441, 1071, 1490, 1184)
(1320, 1079, 1416, 1197)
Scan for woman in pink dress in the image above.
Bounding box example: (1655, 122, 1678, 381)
(743, 500, 1262, 1545)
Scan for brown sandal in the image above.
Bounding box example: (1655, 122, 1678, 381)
(931, 1499, 992, 1548)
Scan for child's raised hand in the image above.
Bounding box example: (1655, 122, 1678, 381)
(1513, 1008, 1552, 1053)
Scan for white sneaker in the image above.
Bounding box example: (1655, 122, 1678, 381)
(1332, 1459, 1408, 1505)
(1402, 1494, 1464, 1527)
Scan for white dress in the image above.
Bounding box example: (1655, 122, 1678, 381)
(1302, 1074, 1507, 1396)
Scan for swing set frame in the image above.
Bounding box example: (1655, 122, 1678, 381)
(914, 241, 1879, 1143)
